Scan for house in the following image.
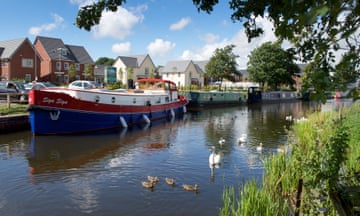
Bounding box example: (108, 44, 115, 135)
(160, 60, 205, 88)
(0, 38, 41, 81)
(112, 54, 156, 87)
(34, 36, 94, 84)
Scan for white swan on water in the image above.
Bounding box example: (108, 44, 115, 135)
(218, 137, 226, 146)
(237, 133, 247, 143)
(256, 143, 263, 151)
(209, 146, 221, 166)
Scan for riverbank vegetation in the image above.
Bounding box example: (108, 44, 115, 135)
(0, 103, 28, 116)
(220, 102, 360, 215)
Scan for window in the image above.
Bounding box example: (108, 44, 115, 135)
(64, 63, 69, 70)
(75, 75, 80, 80)
(64, 75, 69, 84)
(145, 67, 149, 77)
(22, 58, 33, 68)
(75, 63, 80, 71)
(25, 74, 31, 82)
(56, 62, 62, 71)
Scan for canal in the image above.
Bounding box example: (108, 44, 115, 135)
(0, 100, 349, 215)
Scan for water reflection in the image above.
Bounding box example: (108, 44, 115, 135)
(3, 100, 351, 216)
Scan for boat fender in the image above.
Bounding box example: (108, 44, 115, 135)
(95, 95, 100, 103)
(170, 109, 175, 118)
(143, 114, 151, 124)
(119, 116, 128, 128)
(146, 100, 151, 106)
(111, 97, 116, 103)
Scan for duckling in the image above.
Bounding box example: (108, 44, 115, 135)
(165, 177, 175, 186)
(256, 142, 263, 151)
(142, 181, 154, 188)
(147, 176, 159, 183)
(183, 184, 199, 192)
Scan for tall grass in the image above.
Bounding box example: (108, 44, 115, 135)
(220, 102, 360, 215)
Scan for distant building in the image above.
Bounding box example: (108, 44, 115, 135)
(160, 60, 206, 88)
(0, 38, 41, 81)
(34, 36, 94, 83)
(112, 54, 156, 86)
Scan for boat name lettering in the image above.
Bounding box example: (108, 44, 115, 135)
(42, 97, 55, 104)
(56, 98, 68, 105)
(41, 97, 68, 105)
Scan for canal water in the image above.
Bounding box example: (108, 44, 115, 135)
(0, 100, 351, 216)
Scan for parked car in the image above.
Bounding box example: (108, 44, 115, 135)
(0, 81, 29, 103)
(24, 81, 58, 90)
(68, 80, 102, 90)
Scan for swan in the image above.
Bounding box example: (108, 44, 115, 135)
(218, 137, 226, 146)
(183, 184, 199, 192)
(209, 147, 221, 166)
(237, 133, 247, 143)
(256, 142, 263, 151)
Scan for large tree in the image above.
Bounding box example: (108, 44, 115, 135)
(95, 57, 115, 66)
(205, 44, 240, 89)
(75, 0, 359, 98)
(247, 42, 298, 90)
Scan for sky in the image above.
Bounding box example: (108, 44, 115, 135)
(0, 0, 285, 68)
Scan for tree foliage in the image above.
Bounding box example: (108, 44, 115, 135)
(95, 57, 115, 66)
(75, 0, 359, 97)
(205, 44, 240, 88)
(247, 42, 298, 90)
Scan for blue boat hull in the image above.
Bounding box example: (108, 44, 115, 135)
(29, 106, 186, 135)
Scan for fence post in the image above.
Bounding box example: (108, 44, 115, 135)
(6, 93, 11, 109)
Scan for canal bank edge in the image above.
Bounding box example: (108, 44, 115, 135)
(0, 114, 30, 134)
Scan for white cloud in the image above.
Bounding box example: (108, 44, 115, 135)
(92, 6, 144, 39)
(112, 42, 131, 54)
(28, 13, 64, 35)
(169, 17, 191, 31)
(180, 15, 289, 69)
(180, 39, 230, 61)
(200, 33, 219, 44)
(147, 39, 176, 57)
(70, 0, 96, 7)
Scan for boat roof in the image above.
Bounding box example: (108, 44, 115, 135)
(137, 78, 176, 86)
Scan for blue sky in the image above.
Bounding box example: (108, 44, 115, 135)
(1, 0, 282, 68)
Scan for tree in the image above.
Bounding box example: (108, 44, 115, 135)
(84, 64, 93, 80)
(75, 0, 359, 98)
(68, 63, 76, 81)
(95, 57, 115, 66)
(247, 42, 298, 90)
(205, 44, 240, 89)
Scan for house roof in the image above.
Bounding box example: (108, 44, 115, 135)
(66, 44, 94, 64)
(161, 60, 192, 73)
(0, 38, 29, 59)
(115, 55, 148, 68)
(35, 36, 93, 64)
(193, 60, 208, 72)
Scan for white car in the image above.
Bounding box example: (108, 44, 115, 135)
(68, 80, 102, 90)
(25, 82, 58, 90)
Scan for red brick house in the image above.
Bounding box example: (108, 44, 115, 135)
(34, 36, 94, 84)
(0, 38, 41, 81)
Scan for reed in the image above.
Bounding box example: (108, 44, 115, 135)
(220, 102, 360, 215)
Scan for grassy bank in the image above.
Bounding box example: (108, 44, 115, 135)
(0, 103, 28, 116)
(220, 102, 360, 215)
